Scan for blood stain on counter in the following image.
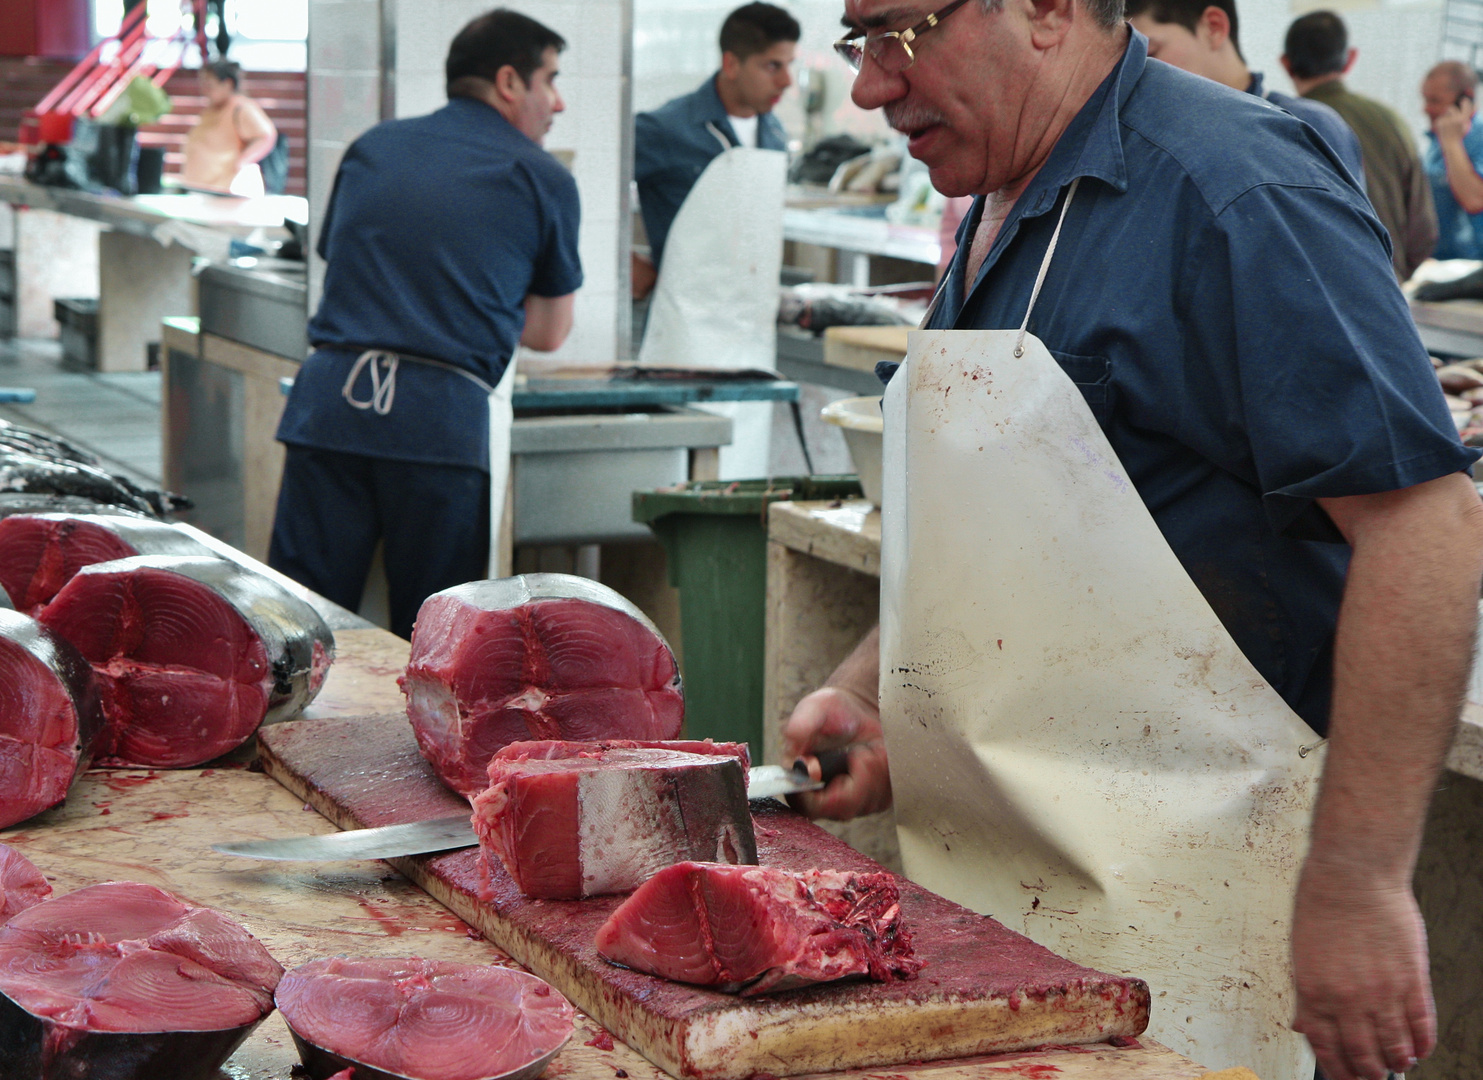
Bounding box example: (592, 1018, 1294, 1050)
(585, 1031, 615, 1050)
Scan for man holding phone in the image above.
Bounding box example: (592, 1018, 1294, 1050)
(1423, 60, 1483, 259)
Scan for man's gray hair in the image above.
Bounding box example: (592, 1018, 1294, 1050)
(980, 0, 1125, 29)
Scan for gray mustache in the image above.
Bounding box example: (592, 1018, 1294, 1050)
(885, 102, 948, 133)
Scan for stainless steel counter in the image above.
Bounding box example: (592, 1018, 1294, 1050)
(198, 258, 308, 360)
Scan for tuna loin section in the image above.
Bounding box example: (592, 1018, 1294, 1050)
(0, 845, 51, 922)
(0, 513, 210, 615)
(0, 609, 103, 828)
(276, 957, 574, 1080)
(39, 555, 335, 768)
(472, 741, 757, 899)
(402, 574, 684, 797)
(0, 881, 283, 1080)
(596, 862, 922, 995)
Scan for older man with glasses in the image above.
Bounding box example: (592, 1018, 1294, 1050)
(784, 1, 1483, 1078)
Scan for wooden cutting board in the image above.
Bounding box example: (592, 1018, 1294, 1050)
(256, 714, 1150, 1080)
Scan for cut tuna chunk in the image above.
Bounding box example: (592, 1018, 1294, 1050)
(0, 609, 104, 828)
(0, 846, 51, 923)
(472, 741, 757, 900)
(38, 555, 335, 768)
(276, 957, 574, 1080)
(0, 513, 210, 616)
(596, 862, 922, 996)
(0, 881, 283, 1080)
(402, 575, 684, 797)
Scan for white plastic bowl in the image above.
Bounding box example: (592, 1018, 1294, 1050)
(820, 396, 884, 506)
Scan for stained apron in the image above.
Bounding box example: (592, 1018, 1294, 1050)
(638, 146, 787, 479)
(878, 180, 1323, 1077)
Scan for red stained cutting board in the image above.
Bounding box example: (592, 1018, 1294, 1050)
(256, 714, 1148, 1079)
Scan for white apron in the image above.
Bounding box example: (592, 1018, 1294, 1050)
(879, 181, 1323, 1077)
(486, 352, 518, 577)
(638, 145, 787, 479)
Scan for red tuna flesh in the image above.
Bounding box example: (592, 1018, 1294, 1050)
(0, 609, 104, 828)
(595, 862, 922, 996)
(0, 845, 51, 923)
(276, 957, 574, 1080)
(39, 555, 334, 768)
(0, 514, 209, 616)
(0, 881, 283, 1079)
(472, 741, 757, 900)
(402, 575, 683, 797)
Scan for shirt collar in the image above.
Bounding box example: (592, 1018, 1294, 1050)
(1246, 70, 1266, 98)
(697, 73, 741, 145)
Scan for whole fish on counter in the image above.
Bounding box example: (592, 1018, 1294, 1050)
(276, 957, 574, 1080)
(0, 609, 103, 828)
(0, 419, 189, 518)
(596, 862, 922, 996)
(38, 555, 334, 768)
(0, 880, 283, 1080)
(402, 574, 684, 797)
(472, 740, 757, 899)
(0, 513, 212, 615)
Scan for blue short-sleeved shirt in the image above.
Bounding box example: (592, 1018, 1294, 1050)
(1247, 72, 1365, 189)
(635, 75, 788, 266)
(1425, 125, 1483, 260)
(277, 97, 583, 471)
(923, 31, 1477, 735)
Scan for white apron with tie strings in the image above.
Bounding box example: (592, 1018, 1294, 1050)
(878, 179, 1322, 1077)
(638, 144, 787, 479)
(341, 347, 518, 583)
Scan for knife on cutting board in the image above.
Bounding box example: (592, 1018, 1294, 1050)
(213, 750, 852, 862)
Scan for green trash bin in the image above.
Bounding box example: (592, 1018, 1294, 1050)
(632, 476, 864, 754)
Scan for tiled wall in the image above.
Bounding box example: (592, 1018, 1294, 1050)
(306, 0, 630, 363)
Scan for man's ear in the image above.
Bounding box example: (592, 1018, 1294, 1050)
(1279, 54, 1293, 78)
(1199, 5, 1231, 50)
(1343, 46, 1357, 75)
(720, 50, 742, 79)
(1027, 0, 1077, 49)
(494, 64, 525, 105)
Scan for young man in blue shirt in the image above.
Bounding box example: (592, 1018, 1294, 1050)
(1423, 60, 1483, 260)
(784, 0, 1483, 1076)
(1124, 0, 1365, 187)
(269, 9, 582, 639)
(631, 2, 799, 298)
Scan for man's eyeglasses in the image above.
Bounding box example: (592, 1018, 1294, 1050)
(833, 0, 972, 73)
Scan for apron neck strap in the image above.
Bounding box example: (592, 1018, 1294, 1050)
(1014, 175, 1081, 359)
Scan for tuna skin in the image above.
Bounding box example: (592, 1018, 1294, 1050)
(595, 862, 922, 996)
(0, 610, 104, 829)
(471, 742, 757, 900)
(276, 957, 574, 1080)
(401, 576, 684, 798)
(0, 845, 51, 923)
(37, 555, 334, 769)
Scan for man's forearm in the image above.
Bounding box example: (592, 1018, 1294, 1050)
(826, 625, 880, 704)
(1310, 477, 1483, 882)
(1440, 139, 1483, 215)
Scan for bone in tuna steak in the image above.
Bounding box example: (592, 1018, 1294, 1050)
(0, 513, 211, 616)
(276, 957, 574, 1080)
(0, 845, 51, 923)
(39, 555, 335, 768)
(0, 881, 283, 1080)
(401, 574, 683, 797)
(596, 861, 922, 996)
(472, 741, 757, 900)
(0, 609, 104, 828)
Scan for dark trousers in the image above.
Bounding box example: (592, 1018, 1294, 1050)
(268, 446, 489, 640)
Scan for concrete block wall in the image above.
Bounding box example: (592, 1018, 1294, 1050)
(306, 0, 631, 363)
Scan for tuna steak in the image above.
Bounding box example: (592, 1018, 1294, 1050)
(0, 609, 104, 828)
(472, 741, 757, 900)
(38, 555, 335, 768)
(0, 513, 211, 616)
(0, 881, 283, 1080)
(401, 575, 684, 797)
(0, 846, 51, 923)
(276, 957, 574, 1080)
(595, 862, 922, 996)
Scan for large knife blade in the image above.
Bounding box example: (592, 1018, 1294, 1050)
(213, 754, 846, 862)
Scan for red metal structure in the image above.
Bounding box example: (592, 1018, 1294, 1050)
(19, 0, 208, 145)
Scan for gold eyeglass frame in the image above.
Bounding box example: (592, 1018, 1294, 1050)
(833, 0, 973, 72)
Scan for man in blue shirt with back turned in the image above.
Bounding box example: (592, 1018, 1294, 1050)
(269, 8, 582, 639)
(782, 1, 1483, 1077)
(631, 3, 798, 298)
